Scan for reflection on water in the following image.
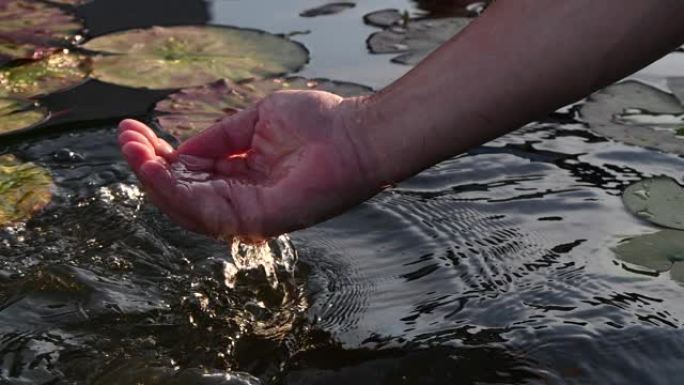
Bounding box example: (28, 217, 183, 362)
(2, 0, 684, 384)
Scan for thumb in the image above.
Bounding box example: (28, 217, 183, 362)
(178, 106, 258, 157)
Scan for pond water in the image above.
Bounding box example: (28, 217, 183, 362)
(2, 1, 684, 384)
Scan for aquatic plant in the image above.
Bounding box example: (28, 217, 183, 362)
(0, 0, 83, 63)
(155, 77, 371, 141)
(0, 51, 90, 97)
(0, 97, 48, 133)
(365, 9, 471, 65)
(300, 2, 355, 17)
(0, 154, 52, 226)
(580, 80, 684, 155)
(614, 230, 684, 284)
(83, 26, 309, 90)
(623, 177, 684, 230)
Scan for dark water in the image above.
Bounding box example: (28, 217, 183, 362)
(2, 1, 684, 384)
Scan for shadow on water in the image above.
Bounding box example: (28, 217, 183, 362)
(2, 0, 684, 384)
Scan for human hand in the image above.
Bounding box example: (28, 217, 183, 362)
(118, 90, 381, 240)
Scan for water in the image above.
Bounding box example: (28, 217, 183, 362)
(2, 1, 684, 384)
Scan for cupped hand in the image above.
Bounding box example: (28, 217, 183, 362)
(119, 90, 380, 240)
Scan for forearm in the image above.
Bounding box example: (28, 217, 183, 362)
(348, 0, 684, 185)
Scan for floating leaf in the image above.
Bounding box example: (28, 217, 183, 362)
(0, 97, 48, 133)
(363, 9, 404, 28)
(300, 2, 355, 17)
(83, 26, 309, 90)
(614, 230, 684, 283)
(46, 0, 91, 5)
(0, 51, 90, 97)
(366, 12, 471, 65)
(580, 81, 684, 155)
(623, 177, 684, 230)
(668, 77, 684, 106)
(0, 154, 52, 226)
(0, 0, 83, 63)
(155, 77, 372, 141)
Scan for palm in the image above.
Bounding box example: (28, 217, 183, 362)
(119, 91, 376, 240)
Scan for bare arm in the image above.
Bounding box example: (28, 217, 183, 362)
(349, 0, 684, 185)
(120, 1, 684, 238)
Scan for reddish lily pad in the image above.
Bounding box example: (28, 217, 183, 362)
(83, 26, 309, 90)
(155, 77, 372, 141)
(47, 0, 91, 5)
(579, 81, 684, 155)
(0, 0, 83, 63)
(0, 97, 48, 133)
(366, 11, 471, 65)
(0, 154, 52, 226)
(0, 51, 90, 98)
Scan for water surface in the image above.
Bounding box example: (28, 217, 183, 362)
(2, 1, 684, 384)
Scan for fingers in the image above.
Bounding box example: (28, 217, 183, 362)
(119, 119, 175, 159)
(178, 107, 258, 157)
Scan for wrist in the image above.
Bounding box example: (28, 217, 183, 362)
(338, 94, 410, 189)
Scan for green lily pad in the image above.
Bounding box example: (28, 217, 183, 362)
(623, 177, 684, 230)
(614, 230, 684, 283)
(0, 97, 48, 133)
(300, 2, 355, 17)
(0, 0, 83, 63)
(0, 154, 52, 226)
(363, 9, 405, 28)
(366, 12, 471, 65)
(83, 25, 309, 90)
(155, 77, 372, 141)
(579, 81, 684, 155)
(0, 51, 90, 97)
(668, 77, 684, 106)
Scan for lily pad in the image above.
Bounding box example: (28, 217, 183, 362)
(0, 0, 83, 63)
(300, 2, 355, 17)
(363, 9, 405, 28)
(0, 51, 90, 97)
(155, 77, 372, 141)
(366, 11, 471, 65)
(83, 25, 309, 90)
(614, 230, 684, 283)
(579, 81, 684, 155)
(0, 154, 52, 226)
(47, 0, 91, 5)
(0, 97, 48, 133)
(668, 77, 684, 106)
(623, 177, 684, 230)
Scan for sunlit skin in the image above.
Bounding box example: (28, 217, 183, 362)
(120, 0, 684, 239)
(119, 91, 379, 240)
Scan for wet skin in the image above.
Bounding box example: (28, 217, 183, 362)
(121, 0, 684, 240)
(119, 90, 379, 240)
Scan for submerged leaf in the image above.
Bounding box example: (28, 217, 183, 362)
(0, 0, 83, 63)
(83, 26, 309, 90)
(623, 177, 684, 230)
(0, 97, 48, 133)
(366, 11, 471, 65)
(0, 51, 90, 97)
(155, 77, 372, 141)
(0, 154, 52, 226)
(579, 81, 684, 154)
(300, 2, 355, 17)
(614, 230, 684, 283)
